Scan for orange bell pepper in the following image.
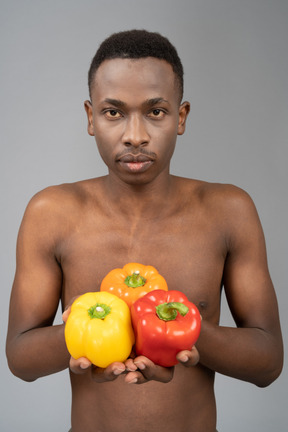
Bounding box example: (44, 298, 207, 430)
(100, 263, 168, 308)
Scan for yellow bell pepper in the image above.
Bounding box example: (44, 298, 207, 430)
(64, 291, 135, 368)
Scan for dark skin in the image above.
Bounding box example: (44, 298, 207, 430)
(6, 58, 283, 432)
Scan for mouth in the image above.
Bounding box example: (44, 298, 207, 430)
(117, 153, 155, 173)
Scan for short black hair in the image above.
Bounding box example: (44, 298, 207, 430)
(88, 29, 184, 101)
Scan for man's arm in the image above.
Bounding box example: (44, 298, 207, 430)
(6, 190, 70, 382)
(123, 186, 283, 386)
(195, 187, 283, 387)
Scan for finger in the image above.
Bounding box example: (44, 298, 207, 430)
(91, 362, 126, 383)
(176, 346, 200, 367)
(62, 295, 81, 322)
(124, 357, 147, 384)
(69, 356, 92, 374)
(124, 370, 144, 384)
(62, 306, 71, 323)
(125, 356, 174, 384)
(125, 357, 138, 372)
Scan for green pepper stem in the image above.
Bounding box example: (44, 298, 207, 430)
(156, 302, 189, 321)
(124, 271, 146, 288)
(88, 303, 111, 319)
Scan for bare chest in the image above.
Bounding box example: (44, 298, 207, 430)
(58, 210, 226, 321)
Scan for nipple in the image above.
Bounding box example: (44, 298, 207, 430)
(198, 301, 208, 310)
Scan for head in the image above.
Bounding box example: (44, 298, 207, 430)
(88, 29, 184, 103)
(85, 31, 190, 187)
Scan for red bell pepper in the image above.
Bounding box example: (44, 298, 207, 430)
(131, 290, 201, 367)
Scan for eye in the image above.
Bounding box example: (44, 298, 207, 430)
(104, 109, 122, 119)
(148, 109, 166, 119)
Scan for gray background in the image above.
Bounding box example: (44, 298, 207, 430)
(1, 0, 287, 430)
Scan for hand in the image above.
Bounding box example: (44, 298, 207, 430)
(124, 346, 199, 384)
(176, 345, 200, 367)
(124, 355, 174, 384)
(68, 355, 174, 384)
(68, 356, 127, 383)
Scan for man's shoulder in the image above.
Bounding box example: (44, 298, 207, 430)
(29, 178, 101, 205)
(23, 178, 104, 221)
(199, 181, 251, 202)
(179, 177, 250, 200)
(193, 180, 259, 232)
(177, 177, 256, 215)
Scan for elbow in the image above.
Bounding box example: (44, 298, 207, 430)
(7, 358, 37, 382)
(8, 366, 37, 383)
(255, 366, 283, 388)
(254, 353, 284, 388)
(6, 347, 37, 383)
(253, 330, 284, 388)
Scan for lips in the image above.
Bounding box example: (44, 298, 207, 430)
(117, 153, 155, 173)
(117, 153, 155, 163)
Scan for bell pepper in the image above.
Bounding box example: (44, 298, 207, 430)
(64, 291, 134, 368)
(100, 263, 168, 308)
(131, 290, 201, 367)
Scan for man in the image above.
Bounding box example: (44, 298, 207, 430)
(6, 30, 283, 432)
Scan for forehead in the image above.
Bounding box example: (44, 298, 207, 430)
(91, 57, 179, 103)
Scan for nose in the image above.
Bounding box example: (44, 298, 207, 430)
(122, 114, 150, 147)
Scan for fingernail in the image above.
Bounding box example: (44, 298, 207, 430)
(113, 368, 125, 376)
(126, 366, 136, 372)
(134, 362, 145, 370)
(128, 378, 138, 384)
(80, 362, 90, 369)
(180, 355, 189, 363)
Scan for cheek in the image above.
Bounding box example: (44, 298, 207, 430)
(153, 122, 178, 152)
(94, 135, 113, 166)
(94, 119, 119, 141)
(93, 122, 122, 160)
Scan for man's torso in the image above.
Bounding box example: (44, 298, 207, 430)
(50, 175, 229, 432)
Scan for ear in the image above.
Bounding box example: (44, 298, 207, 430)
(177, 101, 190, 135)
(84, 100, 95, 136)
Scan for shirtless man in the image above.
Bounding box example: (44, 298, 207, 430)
(6, 30, 283, 432)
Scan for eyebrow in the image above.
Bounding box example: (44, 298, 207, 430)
(103, 98, 126, 108)
(144, 97, 169, 106)
(102, 97, 169, 108)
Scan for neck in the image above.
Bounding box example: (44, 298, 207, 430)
(102, 171, 175, 219)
